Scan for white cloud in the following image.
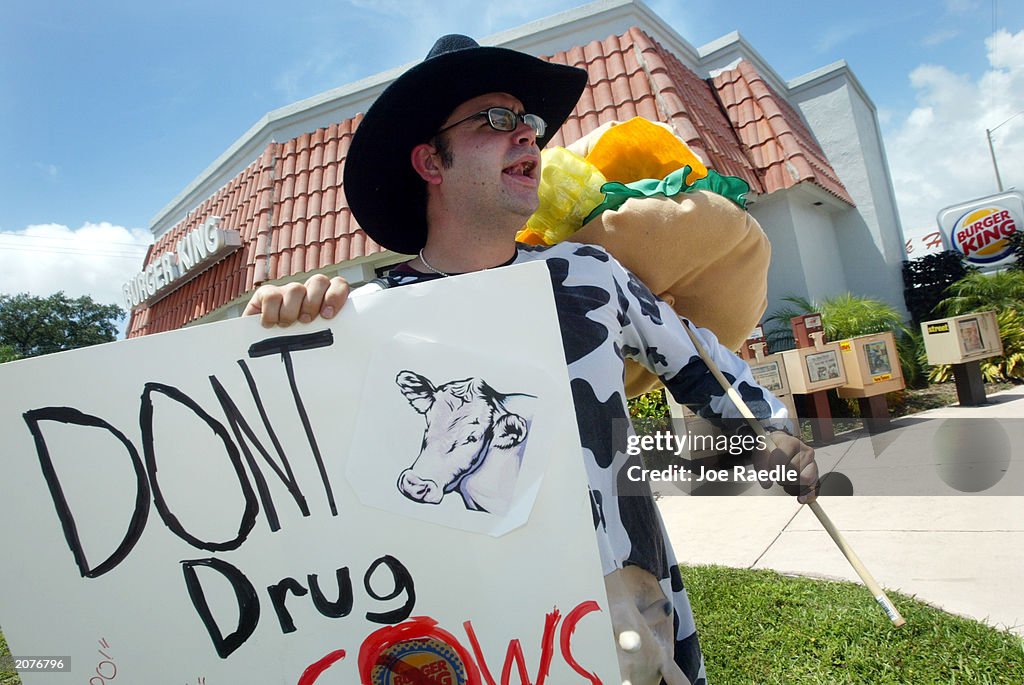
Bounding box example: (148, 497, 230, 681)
(921, 29, 959, 47)
(274, 50, 358, 102)
(988, 28, 1024, 69)
(814, 24, 866, 54)
(886, 29, 1024, 235)
(33, 162, 59, 179)
(0, 222, 152, 309)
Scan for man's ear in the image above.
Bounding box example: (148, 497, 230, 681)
(411, 143, 444, 185)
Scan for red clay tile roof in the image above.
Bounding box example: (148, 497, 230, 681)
(546, 28, 765, 193)
(128, 116, 383, 337)
(711, 60, 854, 203)
(128, 26, 852, 337)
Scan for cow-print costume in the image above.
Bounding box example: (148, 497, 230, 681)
(364, 242, 790, 685)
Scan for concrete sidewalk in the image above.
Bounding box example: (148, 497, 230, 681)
(657, 385, 1024, 636)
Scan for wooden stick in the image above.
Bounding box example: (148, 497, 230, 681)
(805, 501, 905, 627)
(679, 321, 906, 628)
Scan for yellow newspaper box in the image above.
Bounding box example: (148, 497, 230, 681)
(921, 311, 1002, 365)
(779, 342, 848, 394)
(836, 331, 906, 398)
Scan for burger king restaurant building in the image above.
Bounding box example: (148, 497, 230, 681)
(125, 0, 908, 340)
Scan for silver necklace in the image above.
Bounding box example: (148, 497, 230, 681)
(418, 248, 452, 277)
(417, 248, 507, 276)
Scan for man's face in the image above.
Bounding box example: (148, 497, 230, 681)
(432, 92, 542, 221)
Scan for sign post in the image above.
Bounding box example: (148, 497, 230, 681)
(785, 314, 845, 443)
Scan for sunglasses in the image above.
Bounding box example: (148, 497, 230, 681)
(436, 107, 547, 138)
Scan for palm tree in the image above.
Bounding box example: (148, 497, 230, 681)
(935, 270, 1024, 317)
(764, 293, 922, 386)
(765, 294, 910, 342)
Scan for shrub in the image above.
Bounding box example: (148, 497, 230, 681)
(902, 250, 975, 325)
(628, 388, 668, 419)
(763, 293, 922, 385)
(0, 344, 19, 363)
(1007, 230, 1024, 272)
(935, 270, 1024, 317)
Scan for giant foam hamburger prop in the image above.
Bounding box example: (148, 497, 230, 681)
(517, 117, 771, 397)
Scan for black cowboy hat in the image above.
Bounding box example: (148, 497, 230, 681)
(343, 34, 589, 255)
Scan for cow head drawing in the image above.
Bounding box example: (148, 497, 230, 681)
(395, 371, 531, 513)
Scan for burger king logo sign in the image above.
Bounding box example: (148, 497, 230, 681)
(937, 191, 1023, 269)
(952, 207, 1017, 263)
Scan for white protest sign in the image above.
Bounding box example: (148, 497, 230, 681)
(0, 261, 621, 684)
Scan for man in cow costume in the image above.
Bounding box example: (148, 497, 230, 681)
(246, 35, 819, 685)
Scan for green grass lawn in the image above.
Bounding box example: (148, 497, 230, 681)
(683, 564, 1024, 684)
(3, 566, 1022, 684)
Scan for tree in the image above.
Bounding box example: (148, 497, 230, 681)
(0, 344, 19, 363)
(764, 293, 923, 386)
(764, 293, 911, 347)
(0, 292, 125, 359)
(902, 250, 975, 325)
(935, 270, 1024, 317)
(1007, 230, 1024, 272)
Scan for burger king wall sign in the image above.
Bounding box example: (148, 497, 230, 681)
(937, 190, 1023, 269)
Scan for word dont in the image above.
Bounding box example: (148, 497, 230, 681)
(23, 330, 338, 579)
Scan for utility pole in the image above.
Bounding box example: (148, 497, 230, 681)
(986, 127, 1004, 192)
(986, 110, 1024, 193)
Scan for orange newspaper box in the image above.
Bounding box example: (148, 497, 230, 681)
(836, 331, 906, 398)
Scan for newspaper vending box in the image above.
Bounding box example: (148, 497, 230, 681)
(836, 331, 906, 398)
(921, 311, 1002, 365)
(780, 342, 848, 395)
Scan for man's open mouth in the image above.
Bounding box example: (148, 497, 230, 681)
(503, 159, 537, 179)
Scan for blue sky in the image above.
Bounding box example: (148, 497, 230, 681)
(1, 0, 1022, 310)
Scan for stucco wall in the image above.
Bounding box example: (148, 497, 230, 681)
(750, 191, 848, 322)
(788, 193, 848, 300)
(789, 66, 908, 316)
